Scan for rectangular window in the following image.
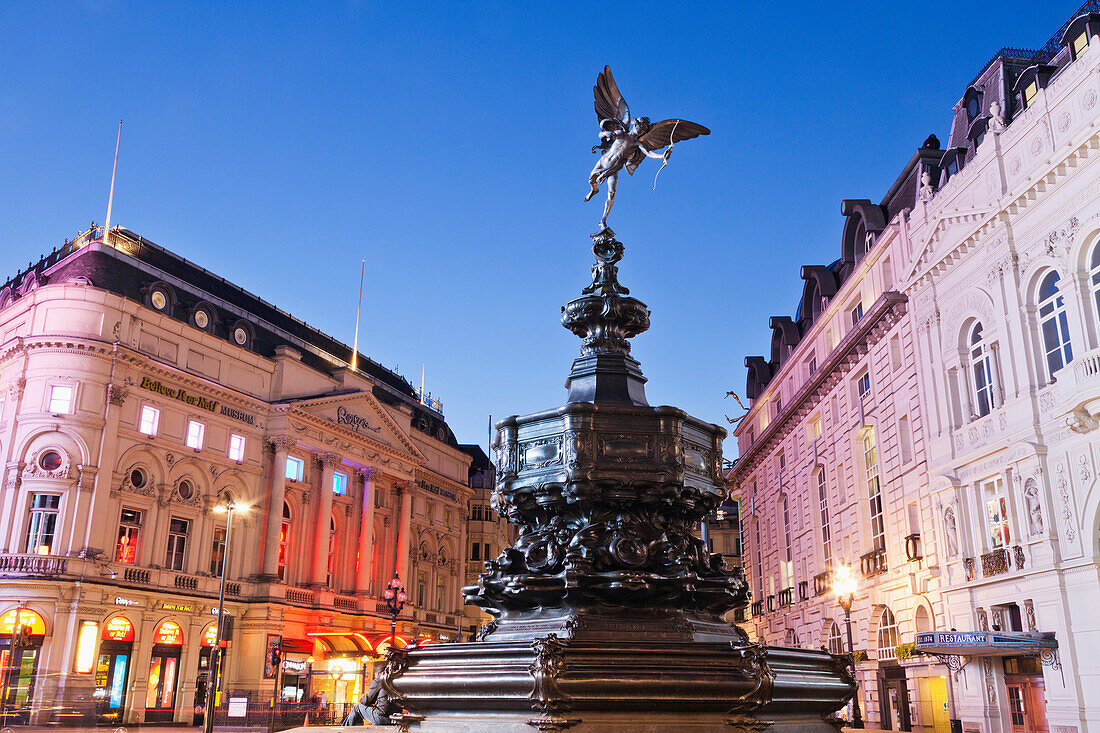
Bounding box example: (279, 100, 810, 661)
(778, 451, 786, 471)
(1073, 31, 1089, 58)
(818, 470, 832, 568)
(48, 384, 74, 413)
(374, 489, 384, 508)
(899, 416, 913, 463)
(1025, 81, 1038, 107)
(116, 508, 142, 564)
(780, 496, 792, 588)
(436, 578, 446, 610)
(285, 456, 304, 482)
(139, 405, 160, 436)
(864, 430, 886, 554)
(857, 372, 872, 400)
(807, 355, 817, 376)
(850, 301, 864, 326)
(484, 542, 491, 560)
(332, 472, 348, 496)
(228, 434, 245, 461)
(25, 494, 61, 555)
(186, 420, 205, 450)
(165, 517, 189, 571)
(417, 573, 426, 607)
(890, 335, 902, 369)
(807, 417, 822, 445)
(278, 520, 290, 580)
(984, 478, 1011, 549)
(210, 526, 227, 576)
(471, 543, 481, 561)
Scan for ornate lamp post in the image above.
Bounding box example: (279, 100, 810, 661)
(381, 573, 407, 651)
(203, 496, 247, 733)
(832, 562, 864, 729)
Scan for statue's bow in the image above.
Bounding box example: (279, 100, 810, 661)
(652, 119, 680, 191)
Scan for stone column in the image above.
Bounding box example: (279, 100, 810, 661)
(355, 468, 376, 593)
(311, 453, 339, 586)
(261, 437, 294, 578)
(395, 483, 413, 585)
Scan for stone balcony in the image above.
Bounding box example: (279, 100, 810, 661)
(1058, 347, 1100, 431)
(962, 545, 1026, 581)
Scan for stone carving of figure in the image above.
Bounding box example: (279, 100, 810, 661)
(988, 101, 1006, 133)
(919, 171, 935, 202)
(944, 507, 959, 557)
(1024, 479, 1044, 536)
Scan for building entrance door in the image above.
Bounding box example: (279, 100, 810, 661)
(880, 665, 912, 731)
(145, 646, 181, 723)
(0, 645, 40, 724)
(94, 645, 132, 723)
(1004, 655, 1048, 733)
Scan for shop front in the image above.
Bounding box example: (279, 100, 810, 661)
(0, 607, 47, 725)
(94, 615, 135, 724)
(193, 622, 218, 724)
(144, 620, 183, 722)
(915, 630, 1057, 733)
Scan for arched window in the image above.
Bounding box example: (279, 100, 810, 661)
(969, 322, 994, 418)
(785, 628, 800, 647)
(1038, 271, 1073, 379)
(817, 469, 832, 568)
(915, 605, 932, 634)
(877, 607, 899, 659)
(827, 621, 844, 655)
(1089, 244, 1100, 329)
(864, 429, 886, 553)
(278, 502, 291, 581)
(327, 517, 337, 587)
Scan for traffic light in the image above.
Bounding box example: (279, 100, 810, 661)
(269, 646, 281, 668)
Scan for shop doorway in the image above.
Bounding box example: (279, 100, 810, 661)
(94, 616, 135, 723)
(0, 608, 47, 725)
(1004, 656, 1048, 733)
(916, 676, 950, 733)
(879, 665, 912, 731)
(145, 621, 184, 723)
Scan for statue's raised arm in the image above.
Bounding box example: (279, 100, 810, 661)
(585, 65, 710, 233)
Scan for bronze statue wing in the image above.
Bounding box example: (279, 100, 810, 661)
(639, 119, 710, 151)
(594, 65, 630, 126)
(624, 150, 646, 175)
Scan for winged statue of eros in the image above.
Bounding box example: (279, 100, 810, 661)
(585, 65, 710, 232)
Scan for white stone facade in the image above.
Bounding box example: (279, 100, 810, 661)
(731, 14, 1100, 733)
(0, 233, 474, 725)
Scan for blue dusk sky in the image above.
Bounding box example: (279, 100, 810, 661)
(0, 1, 1074, 455)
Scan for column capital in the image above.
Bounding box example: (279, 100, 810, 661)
(320, 452, 342, 470)
(267, 435, 297, 453)
(357, 467, 375, 483)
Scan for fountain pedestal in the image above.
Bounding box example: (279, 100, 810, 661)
(332, 232, 855, 732)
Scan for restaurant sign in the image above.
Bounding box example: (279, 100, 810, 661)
(915, 630, 1058, 658)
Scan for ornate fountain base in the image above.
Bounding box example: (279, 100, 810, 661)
(297, 230, 856, 733)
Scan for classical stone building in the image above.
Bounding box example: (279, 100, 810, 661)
(731, 6, 1100, 733)
(0, 226, 474, 725)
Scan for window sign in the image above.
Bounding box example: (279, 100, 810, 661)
(201, 623, 219, 647)
(153, 620, 183, 645)
(102, 616, 135, 642)
(0, 608, 46, 636)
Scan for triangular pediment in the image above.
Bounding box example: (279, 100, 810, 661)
(279, 390, 425, 463)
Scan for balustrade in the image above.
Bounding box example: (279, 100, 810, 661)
(860, 548, 887, 577)
(904, 533, 922, 561)
(777, 587, 793, 607)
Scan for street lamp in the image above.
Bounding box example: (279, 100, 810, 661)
(203, 496, 247, 733)
(831, 562, 864, 729)
(381, 573, 407, 651)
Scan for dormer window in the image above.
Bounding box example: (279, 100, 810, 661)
(1024, 81, 1038, 107)
(966, 95, 981, 120)
(1062, 14, 1100, 61)
(1073, 30, 1089, 57)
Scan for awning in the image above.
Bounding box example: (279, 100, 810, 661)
(280, 638, 315, 654)
(308, 631, 374, 656)
(915, 631, 1057, 659)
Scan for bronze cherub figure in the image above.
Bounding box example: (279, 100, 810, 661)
(586, 65, 710, 233)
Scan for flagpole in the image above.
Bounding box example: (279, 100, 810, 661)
(351, 260, 365, 371)
(104, 120, 122, 244)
